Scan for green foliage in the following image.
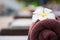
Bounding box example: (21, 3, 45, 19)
(25, 0, 40, 5)
(17, 0, 60, 6)
(17, 0, 40, 6)
(56, 0, 60, 4)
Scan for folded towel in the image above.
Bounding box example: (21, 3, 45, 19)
(28, 19, 60, 40)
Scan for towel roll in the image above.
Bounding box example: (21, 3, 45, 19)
(28, 19, 60, 40)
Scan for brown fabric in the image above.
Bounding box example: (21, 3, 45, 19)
(28, 19, 60, 40)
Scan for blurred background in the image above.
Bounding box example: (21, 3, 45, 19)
(0, 0, 60, 40)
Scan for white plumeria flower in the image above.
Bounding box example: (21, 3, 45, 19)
(32, 6, 55, 22)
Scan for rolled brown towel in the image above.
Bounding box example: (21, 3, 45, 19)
(28, 19, 60, 40)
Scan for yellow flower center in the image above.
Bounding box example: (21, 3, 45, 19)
(41, 13, 47, 18)
(23, 7, 29, 12)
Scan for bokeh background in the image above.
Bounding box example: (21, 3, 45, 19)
(0, 0, 60, 40)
